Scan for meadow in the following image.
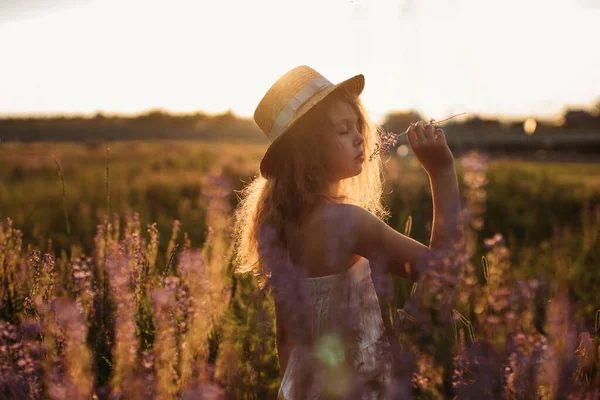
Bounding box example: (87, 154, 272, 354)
(1, 140, 599, 398)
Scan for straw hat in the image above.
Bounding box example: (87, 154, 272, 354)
(253, 65, 364, 177)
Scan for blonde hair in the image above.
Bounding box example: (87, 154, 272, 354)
(232, 88, 390, 288)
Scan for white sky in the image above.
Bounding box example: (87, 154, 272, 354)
(1, 0, 599, 123)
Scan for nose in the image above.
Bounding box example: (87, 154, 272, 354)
(354, 130, 364, 148)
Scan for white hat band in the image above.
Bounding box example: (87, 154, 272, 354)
(268, 76, 333, 141)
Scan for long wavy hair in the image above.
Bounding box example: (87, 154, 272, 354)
(232, 87, 390, 288)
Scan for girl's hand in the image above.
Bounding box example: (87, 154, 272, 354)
(406, 121, 455, 177)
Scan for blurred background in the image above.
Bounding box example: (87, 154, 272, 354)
(1, 1, 600, 398)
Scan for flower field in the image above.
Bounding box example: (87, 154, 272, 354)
(1, 140, 599, 398)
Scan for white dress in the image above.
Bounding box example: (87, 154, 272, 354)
(277, 257, 393, 399)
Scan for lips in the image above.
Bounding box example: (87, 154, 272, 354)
(355, 153, 365, 160)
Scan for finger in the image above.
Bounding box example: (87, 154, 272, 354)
(415, 121, 425, 142)
(407, 124, 419, 146)
(434, 127, 447, 144)
(423, 124, 435, 140)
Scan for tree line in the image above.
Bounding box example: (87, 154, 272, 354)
(1, 102, 599, 145)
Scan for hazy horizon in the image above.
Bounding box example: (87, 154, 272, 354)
(0, 104, 591, 126)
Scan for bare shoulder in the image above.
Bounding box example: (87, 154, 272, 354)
(312, 202, 360, 223)
(318, 201, 384, 225)
(310, 203, 384, 248)
(296, 203, 371, 268)
(310, 202, 370, 230)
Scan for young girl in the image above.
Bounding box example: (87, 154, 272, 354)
(232, 65, 461, 399)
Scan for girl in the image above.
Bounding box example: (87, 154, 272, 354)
(232, 66, 461, 399)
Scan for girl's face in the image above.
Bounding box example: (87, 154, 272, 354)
(324, 98, 365, 181)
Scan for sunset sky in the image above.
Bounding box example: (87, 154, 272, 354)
(1, 0, 599, 123)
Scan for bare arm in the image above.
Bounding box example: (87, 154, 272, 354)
(274, 295, 294, 376)
(428, 166, 461, 250)
(275, 334, 294, 377)
(379, 167, 461, 280)
(351, 122, 461, 281)
(349, 205, 431, 281)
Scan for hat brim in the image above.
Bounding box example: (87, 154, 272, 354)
(259, 73, 365, 177)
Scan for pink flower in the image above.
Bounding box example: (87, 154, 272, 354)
(483, 233, 504, 248)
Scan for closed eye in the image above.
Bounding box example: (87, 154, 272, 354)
(339, 123, 356, 134)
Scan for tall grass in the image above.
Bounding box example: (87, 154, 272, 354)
(0, 163, 235, 398)
(0, 141, 598, 398)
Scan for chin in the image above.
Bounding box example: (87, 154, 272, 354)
(348, 166, 362, 179)
(336, 162, 363, 180)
